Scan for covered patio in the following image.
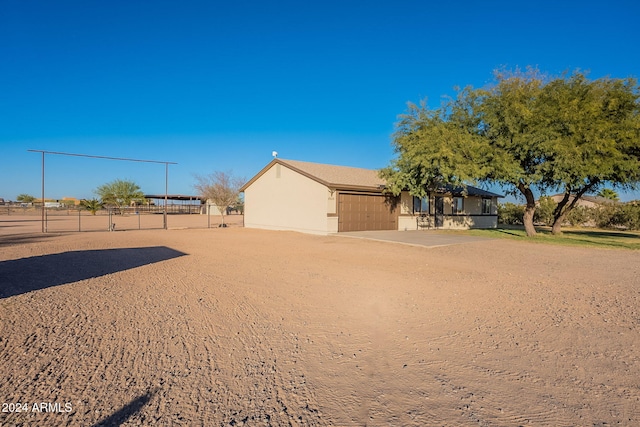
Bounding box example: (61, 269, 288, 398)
(143, 194, 204, 214)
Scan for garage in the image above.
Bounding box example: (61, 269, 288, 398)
(241, 159, 501, 235)
(338, 193, 398, 232)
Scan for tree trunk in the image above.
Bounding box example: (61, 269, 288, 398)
(523, 204, 537, 237)
(551, 213, 566, 235)
(551, 192, 571, 235)
(518, 183, 537, 237)
(551, 181, 599, 235)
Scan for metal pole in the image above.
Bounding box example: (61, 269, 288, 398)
(27, 150, 177, 231)
(78, 208, 81, 232)
(41, 152, 45, 233)
(164, 163, 168, 230)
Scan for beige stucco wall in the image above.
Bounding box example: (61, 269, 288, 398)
(398, 215, 416, 231)
(327, 216, 339, 233)
(440, 215, 497, 229)
(397, 191, 498, 230)
(204, 203, 224, 216)
(326, 191, 339, 232)
(243, 163, 332, 234)
(550, 195, 599, 208)
(399, 192, 413, 215)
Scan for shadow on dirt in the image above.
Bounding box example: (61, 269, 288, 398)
(0, 246, 187, 299)
(0, 233, 67, 247)
(91, 388, 159, 427)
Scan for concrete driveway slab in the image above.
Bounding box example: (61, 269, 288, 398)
(337, 230, 492, 248)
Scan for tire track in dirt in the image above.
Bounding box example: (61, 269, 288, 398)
(192, 269, 323, 426)
(2, 228, 640, 426)
(6, 232, 332, 425)
(398, 319, 640, 426)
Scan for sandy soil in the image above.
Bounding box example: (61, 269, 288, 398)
(1, 218, 639, 426)
(0, 211, 243, 234)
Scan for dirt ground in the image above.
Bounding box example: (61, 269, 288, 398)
(1, 215, 639, 426)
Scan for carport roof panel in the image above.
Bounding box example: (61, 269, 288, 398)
(144, 194, 204, 201)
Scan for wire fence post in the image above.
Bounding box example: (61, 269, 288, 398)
(41, 151, 45, 233)
(164, 162, 168, 230)
(27, 149, 177, 233)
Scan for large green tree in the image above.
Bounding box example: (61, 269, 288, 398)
(16, 194, 36, 203)
(381, 69, 548, 237)
(95, 179, 144, 214)
(597, 188, 619, 201)
(381, 69, 640, 237)
(537, 74, 640, 233)
(475, 69, 548, 236)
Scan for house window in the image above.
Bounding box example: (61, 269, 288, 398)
(452, 197, 464, 214)
(482, 198, 492, 214)
(413, 196, 429, 214)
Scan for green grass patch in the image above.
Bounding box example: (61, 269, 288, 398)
(449, 226, 640, 250)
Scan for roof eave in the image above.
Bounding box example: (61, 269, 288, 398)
(239, 158, 281, 192)
(331, 184, 386, 193)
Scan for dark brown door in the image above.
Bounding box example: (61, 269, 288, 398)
(434, 196, 444, 228)
(338, 193, 398, 232)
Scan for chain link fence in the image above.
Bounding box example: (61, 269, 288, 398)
(0, 206, 243, 234)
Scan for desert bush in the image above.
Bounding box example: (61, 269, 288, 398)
(498, 203, 524, 225)
(534, 196, 556, 225)
(81, 198, 103, 215)
(619, 203, 640, 230)
(565, 206, 594, 227)
(594, 203, 640, 230)
(594, 204, 618, 229)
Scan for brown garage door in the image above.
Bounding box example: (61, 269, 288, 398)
(338, 193, 398, 232)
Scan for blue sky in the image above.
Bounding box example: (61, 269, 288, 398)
(1, 0, 639, 201)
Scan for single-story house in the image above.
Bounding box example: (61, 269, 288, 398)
(240, 158, 502, 235)
(548, 194, 616, 208)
